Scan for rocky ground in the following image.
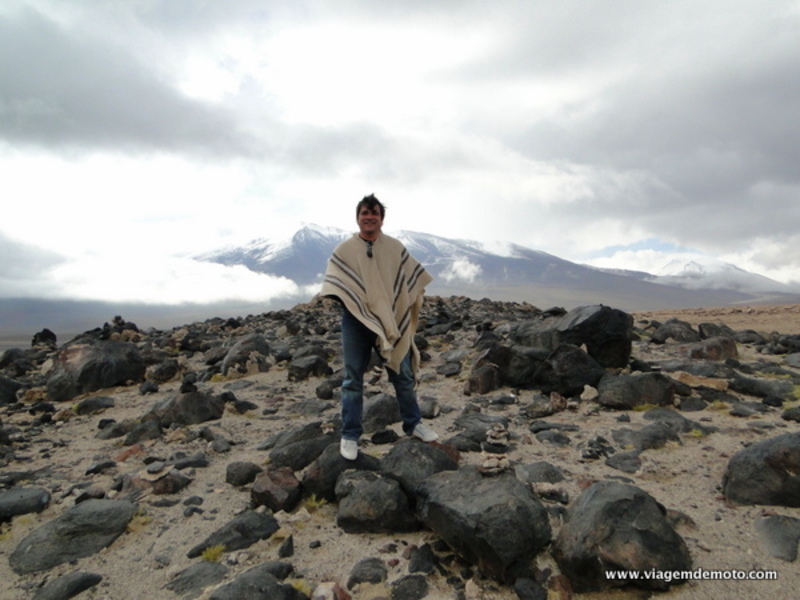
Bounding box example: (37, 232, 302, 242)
(1, 299, 800, 600)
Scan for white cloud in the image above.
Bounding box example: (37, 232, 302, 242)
(2, 0, 800, 304)
(441, 258, 482, 284)
(41, 254, 303, 305)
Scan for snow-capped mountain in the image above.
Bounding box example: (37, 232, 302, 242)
(195, 224, 350, 285)
(196, 225, 800, 311)
(649, 259, 799, 294)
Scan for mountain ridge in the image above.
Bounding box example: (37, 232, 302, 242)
(198, 225, 800, 311)
(4, 226, 798, 343)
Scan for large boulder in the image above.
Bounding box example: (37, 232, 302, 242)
(415, 466, 551, 582)
(302, 443, 381, 502)
(9, 499, 137, 574)
(597, 372, 677, 410)
(335, 470, 418, 533)
(510, 305, 633, 368)
(46, 341, 145, 402)
(533, 344, 607, 397)
(472, 343, 605, 396)
(722, 432, 800, 506)
(553, 481, 691, 592)
(555, 305, 633, 368)
(380, 438, 459, 497)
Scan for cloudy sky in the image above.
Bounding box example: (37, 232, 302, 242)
(2, 0, 800, 306)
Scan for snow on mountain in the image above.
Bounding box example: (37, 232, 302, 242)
(195, 224, 800, 310)
(649, 258, 798, 294)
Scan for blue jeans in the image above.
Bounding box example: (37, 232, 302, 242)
(340, 307, 421, 440)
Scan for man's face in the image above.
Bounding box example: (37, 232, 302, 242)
(357, 205, 383, 240)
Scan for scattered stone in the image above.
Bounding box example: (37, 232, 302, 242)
(605, 451, 642, 473)
(347, 557, 388, 589)
(33, 572, 103, 600)
(391, 573, 429, 600)
(251, 466, 302, 513)
(225, 461, 263, 487)
(677, 336, 738, 361)
(3, 297, 798, 599)
(74, 395, 116, 415)
(208, 562, 303, 600)
(164, 562, 228, 597)
(597, 372, 677, 410)
(755, 514, 800, 561)
(141, 390, 225, 428)
(0, 487, 50, 521)
(9, 499, 137, 574)
(186, 510, 280, 558)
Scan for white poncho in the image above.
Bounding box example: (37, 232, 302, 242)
(320, 232, 433, 374)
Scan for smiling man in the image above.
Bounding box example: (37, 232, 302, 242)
(321, 194, 438, 460)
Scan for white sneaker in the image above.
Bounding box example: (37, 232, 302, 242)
(412, 423, 439, 442)
(340, 438, 358, 460)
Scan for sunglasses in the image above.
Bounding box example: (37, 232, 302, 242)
(366, 241, 373, 258)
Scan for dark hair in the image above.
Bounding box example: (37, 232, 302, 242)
(356, 194, 386, 219)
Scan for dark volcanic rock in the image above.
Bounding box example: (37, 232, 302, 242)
(722, 432, 800, 506)
(597, 372, 677, 410)
(9, 499, 137, 575)
(534, 344, 607, 396)
(650, 319, 701, 344)
(348, 557, 388, 589)
(553, 481, 691, 592)
(164, 562, 228, 597)
(33, 572, 103, 600)
(555, 304, 633, 368)
(612, 422, 681, 452)
(0, 487, 50, 522)
(226, 461, 263, 487)
(208, 562, 304, 600)
(473, 342, 604, 396)
(186, 510, 280, 558)
(416, 466, 551, 583)
(755, 514, 800, 561)
(288, 355, 332, 381)
(0, 374, 23, 406)
(142, 390, 225, 427)
(302, 443, 381, 502)
(677, 336, 738, 361)
(46, 341, 145, 402)
(380, 438, 459, 497)
(269, 432, 339, 472)
(251, 466, 302, 513)
(509, 304, 633, 368)
(221, 333, 271, 376)
(335, 470, 418, 533)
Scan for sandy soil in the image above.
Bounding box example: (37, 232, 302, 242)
(1, 304, 799, 599)
(633, 303, 800, 335)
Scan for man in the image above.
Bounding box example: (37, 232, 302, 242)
(321, 194, 438, 460)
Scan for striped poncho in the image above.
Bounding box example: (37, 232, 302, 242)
(320, 232, 433, 374)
